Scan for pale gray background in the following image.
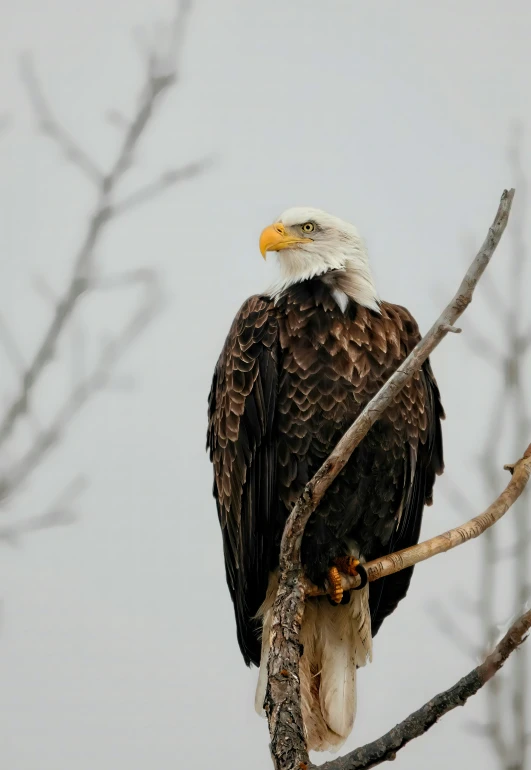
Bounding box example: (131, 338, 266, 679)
(1, 1, 530, 769)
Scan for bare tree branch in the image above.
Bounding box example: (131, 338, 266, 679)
(304, 445, 531, 597)
(317, 609, 531, 770)
(264, 189, 515, 770)
(0, 4, 207, 560)
(0, 4, 201, 452)
(0, 270, 160, 504)
(113, 159, 210, 214)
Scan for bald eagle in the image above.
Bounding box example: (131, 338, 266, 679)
(207, 208, 444, 751)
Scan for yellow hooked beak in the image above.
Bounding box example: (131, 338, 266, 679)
(259, 223, 313, 259)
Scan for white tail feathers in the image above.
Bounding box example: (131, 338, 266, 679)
(255, 571, 372, 752)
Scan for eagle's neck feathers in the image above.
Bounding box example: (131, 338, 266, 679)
(267, 245, 380, 314)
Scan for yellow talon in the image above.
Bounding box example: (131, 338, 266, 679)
(327, 566, 343, 604)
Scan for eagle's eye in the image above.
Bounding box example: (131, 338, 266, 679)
(302, 222, 315, 233)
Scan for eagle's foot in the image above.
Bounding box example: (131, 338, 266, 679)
(333, 556, 368, 591)
(326, 566, 344, 604)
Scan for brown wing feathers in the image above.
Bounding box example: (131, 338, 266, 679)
(207, 296, 279, 665)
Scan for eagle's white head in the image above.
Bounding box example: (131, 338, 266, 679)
(259, 207, 380, 313)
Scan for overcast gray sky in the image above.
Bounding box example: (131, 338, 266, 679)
(1, 1, 530, 769)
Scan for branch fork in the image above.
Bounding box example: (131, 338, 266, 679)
(263, 190, 526, 770)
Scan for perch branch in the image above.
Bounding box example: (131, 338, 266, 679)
(306, 444, 531, 595)
(317, 608, 531, 770)
(264, 189, 515, 770)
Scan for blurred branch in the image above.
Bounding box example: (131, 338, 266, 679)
(113, 159, 210, 214)
(318, 609, 531, 770)
(440, 128, 531, 770)
(0, 1, 204, 454)
(0, 270, 161, 504)
(0, 2, 208, 557)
